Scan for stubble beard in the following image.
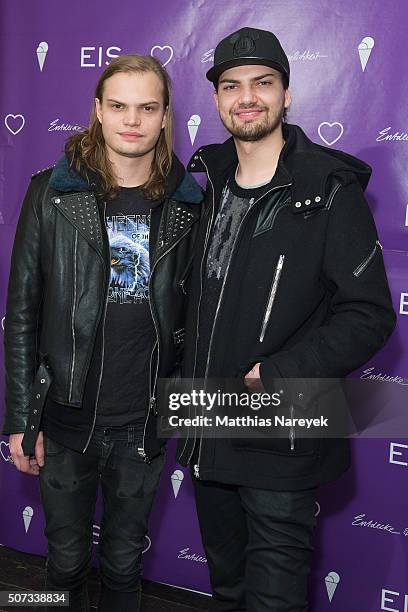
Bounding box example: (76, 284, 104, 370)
(222, 102, 285, 142)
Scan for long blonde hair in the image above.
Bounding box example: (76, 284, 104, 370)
(66, 54, 173, 200)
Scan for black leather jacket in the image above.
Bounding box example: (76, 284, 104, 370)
(3, 154, 202, 460)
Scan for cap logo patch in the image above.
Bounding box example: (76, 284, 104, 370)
(233, 35, 256, 57)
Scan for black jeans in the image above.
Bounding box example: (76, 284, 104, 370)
(193, 478, 317, 612)
(39, 424, 164, 612)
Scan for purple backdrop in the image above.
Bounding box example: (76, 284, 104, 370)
(1, 1, 408, 608)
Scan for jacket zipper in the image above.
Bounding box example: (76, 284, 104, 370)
(138, 218, 197, 461)
(289, 404, 296, 451)
(326, 182, 341, 210)
(68, 230, 78, 401)
(259, 254, 285, 342)
(193, 175, 292, 477)
(82, 202, 110, 453)
(353, 240, 382, 277)
(181, 160, 216, 471)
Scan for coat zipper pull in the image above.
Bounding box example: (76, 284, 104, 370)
(193, 464, 200, 478)
(150, 396, 157, 416)
(289, 404, 296, 451)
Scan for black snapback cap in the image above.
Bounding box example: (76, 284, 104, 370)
(206, 27, 290, 86)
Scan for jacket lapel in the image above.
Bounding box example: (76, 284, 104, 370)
(52, 192, 105, 259)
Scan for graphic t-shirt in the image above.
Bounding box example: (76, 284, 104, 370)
(96, 186, 161, 426)
(195, 171, 273, 377)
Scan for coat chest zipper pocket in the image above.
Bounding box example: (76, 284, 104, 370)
(353, 240, 382, 278)
(259, 254, 285, 343)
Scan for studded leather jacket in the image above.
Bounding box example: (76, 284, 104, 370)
(2, 154, 202, 460)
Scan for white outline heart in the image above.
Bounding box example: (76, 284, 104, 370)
(0, 440, 12, 463)
(318, 122, 344, 146)
(4, 113, 25, 135)
(150, 45, 174, 67)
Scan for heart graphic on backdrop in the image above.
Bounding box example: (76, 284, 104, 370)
(318, 122, 344, 146)
(4, 114, 25, 135)
(150, 45, 174, 67)
(0, 440, 12, 463)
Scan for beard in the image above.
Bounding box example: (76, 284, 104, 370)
(221, 101, 285, 142)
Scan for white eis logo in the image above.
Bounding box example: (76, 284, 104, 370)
(325, 571, 340, 603)
(0, 440, 12, 464)
(171, 469, 184, 499)
(23, 506, 34, 533)
(187, 114, 201, 146)
(4, 114, 25, 135)
(358, 37, 375, 72)
(80, 46, 121, 68)
(400, 293, 408, 315)
(381, 588, 408, 611)
(318, 122, 344, 146)
(389, 442, 408, 467)
(36, 41, 49, 72)
(150, 45, 173, 67)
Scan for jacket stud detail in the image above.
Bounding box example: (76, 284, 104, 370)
(54, 197, 61, 204)
(305, 199, 311, 205)
(315, 196, 321, 202)
(295, 202, 302, 208)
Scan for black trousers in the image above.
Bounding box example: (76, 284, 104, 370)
(39, 424, 164, 612)
(193, 478, 317, 612)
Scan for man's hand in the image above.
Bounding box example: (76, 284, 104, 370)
(244, 363, 266, 392)
(9, 431, 44, 476)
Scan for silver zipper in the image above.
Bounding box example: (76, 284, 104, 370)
(259, 254, 285, 342)
(289, 405, 296, 451)
(193, 174, 292, 474)
(83, 202, 110, 453)
(138, 214, 196, 461)
(68, 230, 78, 402)
(181, 160, 216, 466)
(326, 183, 341, 210)
(353, 240, 382, 277)
(193, 464, 200, 478)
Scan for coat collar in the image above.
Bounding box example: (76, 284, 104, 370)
(49, 154, 203, 204)
(187, 123, 372, 213)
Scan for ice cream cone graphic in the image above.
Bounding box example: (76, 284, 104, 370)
(187, 115, 201, 146)
(325, 571, 340, 603)
(36, 42, 49, 72)
(358, 37, 374, 72)
(171, 469, 184, 499)
(23, 506, 34, 533)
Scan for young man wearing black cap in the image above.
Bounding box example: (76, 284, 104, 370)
(177, 27, 395, 611)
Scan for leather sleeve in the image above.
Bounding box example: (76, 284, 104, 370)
(2, 178, 44, 434)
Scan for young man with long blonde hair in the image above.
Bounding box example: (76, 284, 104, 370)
(3, 54, 202, 611)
